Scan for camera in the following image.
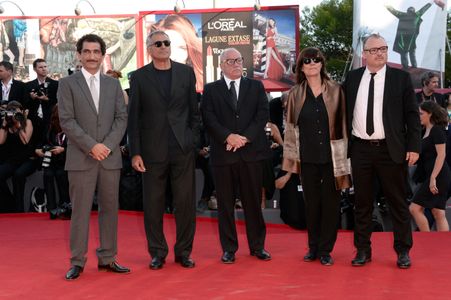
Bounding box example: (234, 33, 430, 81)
(1, 109, 25, 128)
(41, 145, 54, 168)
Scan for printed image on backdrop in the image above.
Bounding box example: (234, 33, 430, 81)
(352, 0, 447, 87)
(138, 6, 298, 92)
(0, 17, 137, 84)
(253, 9, 297, 89)
(141, 13, 203, 91)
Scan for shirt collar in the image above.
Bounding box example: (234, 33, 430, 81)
(223, 75, 241, 88)
(2, 78, 12, 87)
(364, 65, 386, 78)
(81, 67, 100, 82)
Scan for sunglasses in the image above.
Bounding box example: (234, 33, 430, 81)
(151, 40, 171, 48)
(303, 57, 322, 65)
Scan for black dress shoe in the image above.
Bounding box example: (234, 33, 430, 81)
(149, 256, 166, 270)
(303, 251, 317, 262)
(175, 256, 195, 268)
(250, 249, 272, 261)
(65, 266, 83, 280)
(320, 255, 334, 266)
(221, 251, 236, 264)
(352, 251, 372, 266)
(98, 261, 130, 273)
(397, 252, 411, 269)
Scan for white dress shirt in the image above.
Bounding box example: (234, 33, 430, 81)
(223, 75, 241, 100)
(81, 67, 100, 112)
(352, 65, 386, 140)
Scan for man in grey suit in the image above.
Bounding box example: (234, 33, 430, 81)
(58, 34, 129, 280)
(128, 30, 200, 270)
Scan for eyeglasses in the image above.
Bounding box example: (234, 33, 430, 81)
(151, 40, 171, 48)
(363, 46, 388, 55)
(302, 57, 322, 65)
(223, 57, 244, 65)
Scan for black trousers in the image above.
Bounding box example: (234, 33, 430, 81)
(300, 162, 340, 256)
(196, 155, 215, 199)
(213, 160, 266, 253)
(142, 149, 196, 259)
(44, 166, 70, 210)
(351, 140, 412, 254)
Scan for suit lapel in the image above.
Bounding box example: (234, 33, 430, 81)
(75, 72, 97, 115)
(349, 67, 365, 116)
(98, 73, 107, 116)
(237, 77, 249, 111)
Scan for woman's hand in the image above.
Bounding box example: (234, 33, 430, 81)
(429, 177, 439, 195)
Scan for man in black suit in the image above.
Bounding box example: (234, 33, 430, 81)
(25, 58, 58, 142)
(128, 30, 200, 270)
(0, 61, 26, 104)
(415, 71, 447, 108)
(343, 34, 421, 269)
(201, 48, 271, 264)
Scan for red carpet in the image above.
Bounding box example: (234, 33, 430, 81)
(0, 211, 450, 299)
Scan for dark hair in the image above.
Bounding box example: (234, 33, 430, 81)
(421, 71, 439, 87)
(106, 69, 122, 79)
(0, 61, 13, 72)
(76, 34, 106, 55)
(33, 58, 46, 69)
(295, 47, 329, 84)
(6, 100, 22, 110)
(420, 101, 449, 127)
(49, 104, 62, 133)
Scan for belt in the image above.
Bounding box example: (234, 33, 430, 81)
(352, 136, 386, 146)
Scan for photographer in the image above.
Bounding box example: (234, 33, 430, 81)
(35, 104, 70, 219)
(0, 101, 37, 212)
(25, 59, 58, 143)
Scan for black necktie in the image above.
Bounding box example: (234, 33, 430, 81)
(230, 81, 238, 109)
(366, 73, 376, 136)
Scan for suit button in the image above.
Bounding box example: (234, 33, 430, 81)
(236, 115, 239, 119)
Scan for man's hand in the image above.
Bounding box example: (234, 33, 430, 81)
(132, 155, 147, 172)
(30, 91, 49, 101)
(406, 152, 419, 166)
(226, 134, 247, 152)
(89, 143, 111, 161)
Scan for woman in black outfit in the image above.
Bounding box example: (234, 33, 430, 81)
(282, 48, 351, 266)
(410, 101, 450, 231)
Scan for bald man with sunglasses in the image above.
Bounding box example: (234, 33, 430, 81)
(128, 30, 200, 270)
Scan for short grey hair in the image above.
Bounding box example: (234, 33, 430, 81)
(219, 47, 241, 62)
(363, 33, 386, 48)
(146, 30, 170, 49)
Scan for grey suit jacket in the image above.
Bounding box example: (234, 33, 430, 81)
(58, 71, 128, 171)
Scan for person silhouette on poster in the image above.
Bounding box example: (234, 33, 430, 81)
(385, 0, 444, 70)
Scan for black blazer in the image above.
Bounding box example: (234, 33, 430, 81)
(201, 77, 270, 166)
(343, 66, 421, 163)
(4, 79, 26, 104)
(24, 77, 58, 127)
(128, 61, 200, 164)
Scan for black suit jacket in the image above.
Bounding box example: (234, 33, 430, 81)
(4, 79, 26, 104)
(24, 77, 58, 127)
(201, 77, 270, 166)
(343, 66, 421, 163)
(128, 61, 200, 164)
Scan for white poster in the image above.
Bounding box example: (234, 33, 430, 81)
(352, 0, 447, 86)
